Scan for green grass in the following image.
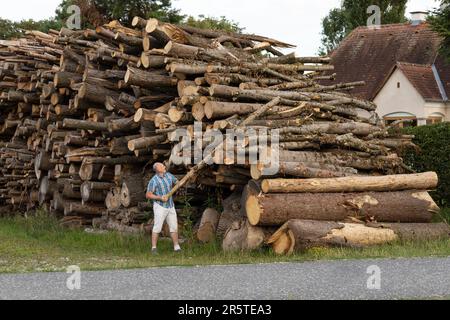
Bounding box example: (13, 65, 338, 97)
(1, 210, 450, 274)
(438, 207, 450, 224)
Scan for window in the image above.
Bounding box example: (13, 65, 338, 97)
(427, 117, 443, 125)
(384, 117, 418, 128)
(397, 82, 401, 88)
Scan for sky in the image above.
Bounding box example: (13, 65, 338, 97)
(0, 0, 440, 55)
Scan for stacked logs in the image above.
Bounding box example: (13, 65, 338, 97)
(225, 172, 450, 254)
(0, 18, 447, 246)
(0, 34, 63, 215)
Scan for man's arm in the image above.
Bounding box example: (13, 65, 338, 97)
(146, 180, 169, 202)
(146, 191, 164, 201)
(169, 173, 179, 186)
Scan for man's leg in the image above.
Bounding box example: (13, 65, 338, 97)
(167, 207, 181, 250)
(152, 232, 160, 249)
(152, 204, 167, 251)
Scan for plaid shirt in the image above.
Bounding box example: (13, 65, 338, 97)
(147, 173, 178, 209)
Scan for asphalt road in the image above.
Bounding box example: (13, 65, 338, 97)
(1, 257, 450, 300)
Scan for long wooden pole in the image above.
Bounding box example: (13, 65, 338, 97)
(261, 172, 439, 193)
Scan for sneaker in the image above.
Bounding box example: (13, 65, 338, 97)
(151, 248, 159, 256)
(174, 248, 182, 253)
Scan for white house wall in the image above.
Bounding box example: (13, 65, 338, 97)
(374, 69, 426, 122)
(424, 101, 450, 120)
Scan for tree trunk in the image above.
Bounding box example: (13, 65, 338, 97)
(79, 162, 103, 181)
(108, 117, 140, 133)
(268, 220, 450, 255)
(81, 182, 109, 203)
(64, 202, 105, 216)
(261, 172, 439, 194)
(110, 135, 140, 155)
(63, 119, 108, 132)
(217, 190, 244, 237)
(272, 150, 403, 171)
(197, 208, 221, 243)
(106, 187, 122, 211)
(78, 83, 119, 104)
(245, 190, 439, 226)
(121, 176, 146, 208)
(125, 66, 178, 88)
(222, 219, 275, 252)
(128, 135, 166, 152)
(251, 161, 357, 180)
(204, 101, 290, 120)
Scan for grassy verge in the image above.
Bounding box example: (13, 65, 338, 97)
(0, 210, 450, 274)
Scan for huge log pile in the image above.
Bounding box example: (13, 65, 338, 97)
(0, 19, 447, 249)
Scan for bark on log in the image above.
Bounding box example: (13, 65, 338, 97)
(64, 202, 105, 216)
(197, 208, 220, 243)
(121, 177, 146, 208)
(245, 190, 439, 226)
(63, 119, 108, 132)
(204, 101, 290, 120)
(81, 182, 108, 203)
(217, 190, 244, 237)
(105, 187, 122, 211)
(251, 162, 358, 180)
(222, 219, 275, 252)
(78, 83, 119, 104)
(267, 220, 450, 254)
(261, 172, 439, 194)
(125, 66, 178, 88)
(128, 135, 166, 152)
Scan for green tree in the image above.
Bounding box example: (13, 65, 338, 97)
(320, 0, 408, 54)
(184, 15, 242, 33)
(428, 0, 450, 61)
(0, 19, 21, 39)
(15, 19, 63, 33)
(0, 0, 242, 40)
(55, 0, 184, 28)
(0, 18, 62, 40)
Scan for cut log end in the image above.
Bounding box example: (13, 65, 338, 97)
(145, 19, 159, 34)
(141, 53, 150, 68)
(143, 36, 151, 51)
(134, 108, 144, 123)
(246, 195, 262, 226)
(192, 102, 205, 121)
(132, 16, 142, 27)
(124, 69, 131, 84)
(168, 108, 184, 123)
(250, 164, 264, 180)
(163, 41, 174, 55)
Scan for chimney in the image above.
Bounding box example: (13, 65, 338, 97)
(410, 11, 428, 25)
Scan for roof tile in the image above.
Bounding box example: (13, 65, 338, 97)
(324, 22, 443, 100)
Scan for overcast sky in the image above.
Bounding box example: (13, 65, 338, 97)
(1, 0, 440, 55)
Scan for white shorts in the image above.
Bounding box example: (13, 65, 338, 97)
(153, 203, 178, 234)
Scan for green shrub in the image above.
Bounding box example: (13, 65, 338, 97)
(402, 123, 450, 207)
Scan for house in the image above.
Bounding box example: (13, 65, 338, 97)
(325, 14, 450, 127)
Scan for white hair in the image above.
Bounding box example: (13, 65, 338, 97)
(153, 162, 164, 172)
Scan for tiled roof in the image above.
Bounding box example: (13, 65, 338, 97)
(435, 55, 450, 100)
(396, 62, 443, 101)
(323, 22, 443, 100)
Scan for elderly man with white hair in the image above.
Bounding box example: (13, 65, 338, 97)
(146, 162, 181, 255)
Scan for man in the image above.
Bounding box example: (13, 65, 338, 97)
(146, 162, 181, 255)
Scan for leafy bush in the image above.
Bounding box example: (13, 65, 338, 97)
(402, 123, 450, 207)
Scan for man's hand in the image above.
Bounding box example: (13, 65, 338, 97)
(161, 195, 169, 203)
